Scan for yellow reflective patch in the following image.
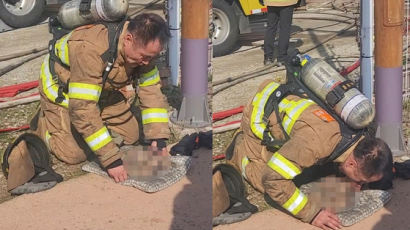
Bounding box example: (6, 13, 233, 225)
(54, 32, 72, 66)
(241, 156, 250, 179)
(85, 127, 112, 152)
(281, 99, 315, 134)
(68, 82, 102, 102)
(267, 152, 301, 179)
(250, 81, 280, 140)
(40, 55, 69, 108)
(283, 188, 308, 215)
(141, 108, 169, 124)
(139, 66, 160, 87)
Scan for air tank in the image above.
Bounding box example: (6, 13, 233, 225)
(300, 55, 375, 129)
(58, 0, 128, 29)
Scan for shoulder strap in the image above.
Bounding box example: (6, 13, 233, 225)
(100, 17, 128, 89)
(261, 69, 309, 151)
(48, 16, 71, 103)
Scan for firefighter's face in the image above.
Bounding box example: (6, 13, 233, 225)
(123, 32, 162, 67)
(340, 154, 383, 191)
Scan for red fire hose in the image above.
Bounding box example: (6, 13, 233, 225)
(0, 81, 38, 98)
(0, 125, 30, 133)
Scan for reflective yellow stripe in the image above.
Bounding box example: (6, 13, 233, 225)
(281, 99, 315, 134)
(85, 126, 112, 152)
(250, 81, 280, 140)
(68, 82, 102, 102)
(141, 108, 169, 124)
(45, 130, 51, 148)
(267, 152, 301, 179)
(54, 32, 72, 66)
(40, 54, 69, 108)
(241, 156, 250, 180)
(283, 188, 308, 215)
(139, 66, 160, 87)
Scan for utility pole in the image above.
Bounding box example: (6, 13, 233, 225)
(170, 0, 211, 127)
(375, 0, 407, 156)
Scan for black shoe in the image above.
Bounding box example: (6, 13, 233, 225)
(275, 61, 284, 67)
(264, 57, 275, 66)
(276, 57, 286, 67)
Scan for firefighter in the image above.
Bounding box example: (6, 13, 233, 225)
(6, 13, 171, 191)
(213, 79, 392, 230)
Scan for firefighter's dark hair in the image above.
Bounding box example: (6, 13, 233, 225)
(353, 137, 392, 178)
(127, 13, 170, 47)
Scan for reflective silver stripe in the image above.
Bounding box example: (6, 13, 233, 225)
(141, 108, 169, 124)
(85, 127, 112, 152)
(68, 82, 102, 102)
(281, 99, 315, 134)
(55, 32, 72, 66)
(283, 188, 308, 215)
(267, 152, 301, 179)
(139, 66, 160, 87)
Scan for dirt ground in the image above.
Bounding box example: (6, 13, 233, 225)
(212, 2, 410, 230)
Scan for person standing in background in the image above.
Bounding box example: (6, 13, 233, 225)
(263, 0, 297, 66)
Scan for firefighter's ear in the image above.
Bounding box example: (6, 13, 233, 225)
(346, 154, 359, 169)
(123, 32, 134, 47)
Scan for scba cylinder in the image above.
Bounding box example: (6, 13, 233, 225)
(300, 56, 375, 129)
(58, 0, 129, 29)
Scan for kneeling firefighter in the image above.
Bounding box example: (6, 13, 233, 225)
(2, 0, 171, 193)
(212, 51, 393, 229)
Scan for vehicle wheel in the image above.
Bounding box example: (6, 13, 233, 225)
(212, 0, 239, 57)
(0, 0, 45, 28)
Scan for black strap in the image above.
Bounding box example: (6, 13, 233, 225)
(100, 18, 128, 90)
(325, 80, 355, 108)
(225, 131, 243, 160)
(79, 0, 92, 13)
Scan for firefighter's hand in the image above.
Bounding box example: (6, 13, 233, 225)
(107, 165, 128, 183)
(151, 140, 169, 156)
(311, 209, 342, 230)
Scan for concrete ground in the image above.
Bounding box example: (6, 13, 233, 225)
(0, 148, 212, 230)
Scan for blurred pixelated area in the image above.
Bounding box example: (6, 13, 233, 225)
(122, 146, 172, 180)
(301, 177, 358, 213)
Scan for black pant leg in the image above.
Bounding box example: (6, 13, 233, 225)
(277, 4, 295, 62)
(264, 6, 280, 58)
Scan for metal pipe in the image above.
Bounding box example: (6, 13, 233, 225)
(167, 0, 181, 86)
(375, 0, 407, 156)
(360, 0, 374, 100)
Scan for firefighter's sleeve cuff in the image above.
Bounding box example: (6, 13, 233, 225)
(105, 159, 123, 170)
(301, 199, 322, 223)
(99, 147, 121, 168)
